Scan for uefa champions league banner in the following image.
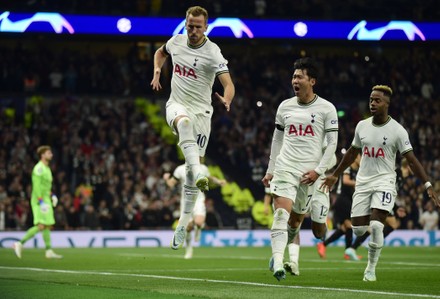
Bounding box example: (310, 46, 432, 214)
(0, 230, 439, 248)
(1, 11, 439, 41)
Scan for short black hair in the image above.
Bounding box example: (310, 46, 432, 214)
(293, 57, 319, 81)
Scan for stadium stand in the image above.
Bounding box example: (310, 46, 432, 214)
(0, 1, 439, 231)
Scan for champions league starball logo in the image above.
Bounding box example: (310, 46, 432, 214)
(0, 11, 74, 33)
(0, 11, 432, 42)
(173, 17, 254, 38)
(347, 20, 425, 41)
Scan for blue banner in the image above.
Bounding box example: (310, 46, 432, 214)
(1, 11, 438, 41)
(1, 230, 439, 248)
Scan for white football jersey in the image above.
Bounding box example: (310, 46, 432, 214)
(352, 116, 413, 189)
(274, 95, 338, 175)
(165, 34, 229, 115)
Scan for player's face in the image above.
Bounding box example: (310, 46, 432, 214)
(185, 14, 207, 46)
(292, 69, 315, 100)
(42, 150, 53, 162)
(369, 90, 389, 116)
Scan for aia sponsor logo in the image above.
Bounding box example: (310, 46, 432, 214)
(363, 146, 385, 158)
(288, 124, 314, 136)
(174, 63, 197, 79)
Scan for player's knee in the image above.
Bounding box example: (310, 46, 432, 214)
(176, 117, 194, 144)
(352, 225, 369, 237)
(370, 220, 385, 233)
(287, 213, 302, 228)
(368, 241, 383, 250)
(271, 208, 290, 230)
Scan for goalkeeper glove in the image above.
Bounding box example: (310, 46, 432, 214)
(51, 194, 58, 207)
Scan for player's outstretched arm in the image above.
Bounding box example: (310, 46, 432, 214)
(163, 172, 178, 188)
(150, 45, 168, 91)
(209, 176, 227, 187)
(403, 151, 440, 207)
(263, 193, 272, 216)
(216, 73, 235, 111)
(321, 146, 360, 192)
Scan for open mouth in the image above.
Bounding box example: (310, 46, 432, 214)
(294, 86, 300, 92)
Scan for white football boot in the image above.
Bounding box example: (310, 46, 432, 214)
(13, 242, 23, 259)
(45, 249, 63, 259)
(171, 225, 186, 250)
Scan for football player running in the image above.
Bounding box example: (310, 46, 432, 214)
(321, 85, 439, 282)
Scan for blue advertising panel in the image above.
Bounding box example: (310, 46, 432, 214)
(1, 11, 438, 41)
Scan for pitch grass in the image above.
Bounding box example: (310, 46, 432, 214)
(1, 246, 440, 299)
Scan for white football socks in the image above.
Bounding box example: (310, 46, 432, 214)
(366, 220, 384, 273)
(271, 208, 290, 271)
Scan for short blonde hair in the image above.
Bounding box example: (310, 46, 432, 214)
(372, 85, 393, 98)
(186, 6, 208, 23)
(37, 145, 51, 157)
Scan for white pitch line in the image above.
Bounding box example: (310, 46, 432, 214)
(118, 253, 440, 268)
(1, 266, 439, 298)
(99, 266, 435, 273)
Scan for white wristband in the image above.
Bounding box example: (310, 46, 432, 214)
(424, 181, 432, 190)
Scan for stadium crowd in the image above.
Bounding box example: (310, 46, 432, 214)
(0, 37, 438, 232)
(1, 0, 439, 232)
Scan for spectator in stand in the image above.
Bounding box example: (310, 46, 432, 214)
(419, 201, 439, 230)
(205, 198, 223, 229)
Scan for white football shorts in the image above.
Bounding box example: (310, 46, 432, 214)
(305, 176, 330, 224)
(351, 186, 396, 218)
(269, 169, 309, 207)
(166, 101, 211, 157)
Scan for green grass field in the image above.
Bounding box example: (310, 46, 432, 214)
(1, 245, 440, 299)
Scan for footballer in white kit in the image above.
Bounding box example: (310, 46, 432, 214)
(350, 116, 412, 217)
(151, 6, 235, 250)
(321, 85, 439, 282)
(268, 94, 338, 209)
(262, 57, 338, 281)
(164, 34, 230, 156)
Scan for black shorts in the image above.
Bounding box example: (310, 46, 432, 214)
(333, 197, 352, 225)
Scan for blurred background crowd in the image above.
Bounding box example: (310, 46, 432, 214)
(0, 0, 439, 232)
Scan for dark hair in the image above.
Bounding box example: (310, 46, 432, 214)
(293, 57, 319, 81)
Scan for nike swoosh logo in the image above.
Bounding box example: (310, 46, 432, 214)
(360, 137, 366, 140)
(172, 237, 179, 248)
